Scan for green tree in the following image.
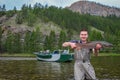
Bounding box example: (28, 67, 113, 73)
(24, 31, 31, 53)
(4, 32, 14, 53)
(0, 4, 6, 17)
(2, 4, 6, 11)
(58, 30, 67, 49)
(6, 10, 15, 18)
(67, 29, 73, 40)
(48, 30, 56, 50)
(44, 35, 49, 50)
(0, 26, 2, 53)
(12, 33, 22, 53)
(13, 6, 17, 13)
(28, 31, 36, 53)
(27, 12, 36, 26)
(35, 27, 43, 51)
(21, 4, 29, 20)
(89, 30, 103, 41)
(24, 30, 40, 53)
(44, 31, 56, 51)
(113, 31, 120, 53)
(15, 12, 23, 24)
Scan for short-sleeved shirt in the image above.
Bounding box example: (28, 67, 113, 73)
(70, 40, 82, 43)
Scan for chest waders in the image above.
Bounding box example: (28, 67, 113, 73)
(72, 41, 113, 80)
(74, 48, 97, 80)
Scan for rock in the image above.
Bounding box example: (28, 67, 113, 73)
(67, 1, 120, 17)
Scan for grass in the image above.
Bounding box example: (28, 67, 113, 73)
(98, 53, 120, 56)
(0, 53, 36, 57)
(0, 53, 120, 57)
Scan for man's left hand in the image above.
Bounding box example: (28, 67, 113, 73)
(96, 43, 102, 50)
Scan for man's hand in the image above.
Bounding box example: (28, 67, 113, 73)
(94, 43, 102, 56)
(62, 42, 70, 47)
(62, 42, 76, 49)
(95, 43, 102, 50)
(69, 43, 77, 49)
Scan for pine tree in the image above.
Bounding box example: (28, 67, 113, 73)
(15, 12, 23, 24)
(24, 31, 31, 53)
(34, 27, 43, 51)
(43, 31, 56, 51)
(44, 35, 49, 50)
(2, 4, 6, 11)
(5, 32, 14, 53)
(27, 12, 36, 27)
(58, 30, 67, 49)
(13, 6, 17, 13)
(28, 31, 36, 53)
(24, 30, 40, 53)
(0, 26, 2, 53)
(89, 30, 103, 41)
(12, 33, 21, 53)
(48, 30, 56, 50)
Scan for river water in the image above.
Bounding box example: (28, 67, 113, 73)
(0, 56, 120, 80)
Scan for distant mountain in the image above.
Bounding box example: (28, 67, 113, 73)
(67, 1, 120, 17)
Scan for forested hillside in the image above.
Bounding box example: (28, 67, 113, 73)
(0, 3, 120, 53)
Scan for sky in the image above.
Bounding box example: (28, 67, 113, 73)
(0, 0, 120, 10)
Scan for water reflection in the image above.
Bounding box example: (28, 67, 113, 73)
(36, 61, 74, 80)
(0, 59, 74, 80)
(91, 56, 120, 79)
(0, 56, 120, 80)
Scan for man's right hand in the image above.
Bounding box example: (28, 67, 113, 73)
(62, 42, 70, 47)
(69, 43, 77, 49)
(62, 42, 76, 49)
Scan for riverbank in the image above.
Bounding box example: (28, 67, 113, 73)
(97, 53, 120, 56)
(0, 53, 36, 57)
(0, 53, 120, 57)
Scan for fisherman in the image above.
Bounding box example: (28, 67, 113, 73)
(62, 28, 102, 80)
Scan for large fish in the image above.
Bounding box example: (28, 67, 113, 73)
(75, 41, 113, 49)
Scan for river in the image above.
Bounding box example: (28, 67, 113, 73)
(0, 56, 120, 80)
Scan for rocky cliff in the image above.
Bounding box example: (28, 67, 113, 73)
(67, 1, 120, 17)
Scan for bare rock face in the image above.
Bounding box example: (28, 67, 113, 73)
(67, 1, 120, 17)
(2, 25, 32, 34)
(0, 16, 8, 24)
